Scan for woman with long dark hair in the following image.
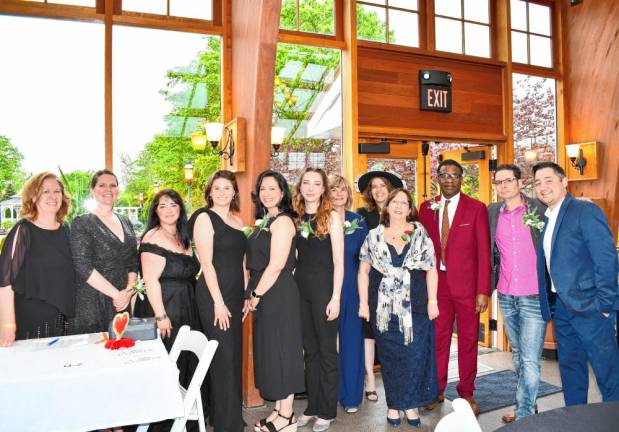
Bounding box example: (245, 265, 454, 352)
(189, 170, 246, 432)
(247, 170, 304, 432)
(294, 167, 344, 432)
(71, 169, 139, 334)
(0, 172, 75, 346)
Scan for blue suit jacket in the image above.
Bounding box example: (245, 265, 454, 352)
(538, 193, 619, 321)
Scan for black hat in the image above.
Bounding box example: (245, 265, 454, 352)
(356, 165, 404, 193)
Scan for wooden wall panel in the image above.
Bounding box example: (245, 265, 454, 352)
(357, 46, 506, 142)
(562, 0, 619, 240)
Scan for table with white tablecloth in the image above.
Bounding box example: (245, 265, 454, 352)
(0, 333, 184, 432)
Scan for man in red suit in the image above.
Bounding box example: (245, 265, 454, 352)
(418, 159, 491, 415)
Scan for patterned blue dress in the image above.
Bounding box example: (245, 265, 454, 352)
(338, 211, 368, 408)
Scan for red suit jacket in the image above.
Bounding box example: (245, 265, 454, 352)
(418, 194, 491, 299)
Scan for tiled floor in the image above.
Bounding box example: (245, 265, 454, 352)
(242, 350, 603, 432)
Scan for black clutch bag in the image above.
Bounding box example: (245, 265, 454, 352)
(108, 317, 157, 340)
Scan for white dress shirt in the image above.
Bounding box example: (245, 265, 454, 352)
(438, 192, 460, 271)
(543, 197, 565, 293)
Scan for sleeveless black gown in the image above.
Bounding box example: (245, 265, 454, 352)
(193, 209, 246, 432)
(246, 213, 305, 401)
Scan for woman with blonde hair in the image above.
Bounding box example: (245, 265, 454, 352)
(0, 172, 75, 346)
(294, 167, 344, 432)
(328, 174, 368, 414)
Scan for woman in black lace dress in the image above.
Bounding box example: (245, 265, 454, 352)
(0, 173, 75, 346)
(294, 168, 344, 432)
(70, 169, 139, 334)
(247, 171, 305, 432)
(189, 171, 246, 432)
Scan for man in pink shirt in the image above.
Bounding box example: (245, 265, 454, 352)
(488, 164, 547, 423)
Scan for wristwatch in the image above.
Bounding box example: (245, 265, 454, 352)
(251, 290, 263, 299)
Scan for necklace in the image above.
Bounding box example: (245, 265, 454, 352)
(160, 227, 181, 246)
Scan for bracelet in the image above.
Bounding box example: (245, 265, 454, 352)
(155, 314, 168, 322)
(428, 300, 438, 305)
(1, 323, 16, 329)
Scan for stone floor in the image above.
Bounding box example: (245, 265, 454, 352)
(241, 350, 603, 432)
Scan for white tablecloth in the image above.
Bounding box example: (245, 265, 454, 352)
(0, 333, 184, 432)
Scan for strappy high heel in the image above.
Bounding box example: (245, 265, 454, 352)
(254, 409, 278, 432)
(261, 412, 297, 432)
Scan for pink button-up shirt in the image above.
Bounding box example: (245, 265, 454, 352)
(496, 204, 539, 296)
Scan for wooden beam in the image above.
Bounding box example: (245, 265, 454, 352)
(104, 0, 113, 170)
(342, 0, 359, 205)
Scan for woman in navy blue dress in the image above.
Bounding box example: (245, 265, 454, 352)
(358, 189, 439, 427)
(328, 174, 367, 414)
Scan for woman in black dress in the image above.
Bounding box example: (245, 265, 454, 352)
(358, 189, 439, 427)
(0, 172, 75, 346)
(355, 167, 403, 402)
(247, 170, 304, 432)
(190, 170, 246, 432)
(134, 189, 199, 349)
(70, 169, 139, 334)
(294, 168, 344, 432)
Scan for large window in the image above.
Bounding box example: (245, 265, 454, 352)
(510, 0, 552, 68)
(356, 0, 420, 48)
(122, 0, 213, 20)
(270, 43, 342, 184)
(0, 15, 104, 221)
(512, 73, 557, 193)
(435, 0, 490, 57)
(280, 0, 335, 36)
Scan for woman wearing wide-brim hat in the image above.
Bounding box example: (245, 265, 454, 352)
(354, 164, 404, 403)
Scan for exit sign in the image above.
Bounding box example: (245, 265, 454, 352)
(419, 70, 452, 113)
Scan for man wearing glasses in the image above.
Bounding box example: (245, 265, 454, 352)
(488, 164, 546, 423)
(419, 159, 491, 416)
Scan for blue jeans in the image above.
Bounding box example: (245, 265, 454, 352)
(498, 293, 547, 419)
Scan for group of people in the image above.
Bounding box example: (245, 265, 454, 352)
(0, 157, 617, 432)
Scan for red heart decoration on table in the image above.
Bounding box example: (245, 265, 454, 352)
(112, 312, 130, 340)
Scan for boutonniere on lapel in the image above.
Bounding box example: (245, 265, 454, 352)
(343, 218, 362, 236)
(430, 200, 443, 212)
(247, 213, 271, 237)
(298, 220, 315, 239)
(523, 209, 545, 232)
(401, 229, 414, 242)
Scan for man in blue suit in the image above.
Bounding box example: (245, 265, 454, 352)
(533, 161, 619, 406)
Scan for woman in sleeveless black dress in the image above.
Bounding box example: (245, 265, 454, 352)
(355, 168, 403, 402)
(293, 168, 344, 430)
(247, 171, 304, 432)
(190, 171, 246, 432)
(0, 173, 74, 346)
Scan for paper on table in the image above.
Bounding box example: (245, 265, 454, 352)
(16, 334, 97, 352)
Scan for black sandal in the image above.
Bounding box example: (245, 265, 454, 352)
(261, 412, 297, 432)
(254, 409, 278, 432)
(365, 391, 378, 402)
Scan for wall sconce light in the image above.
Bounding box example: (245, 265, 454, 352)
(566, 144, 587, 175)
(524, 149, 537, 163)
(271, 126, 286, 158)
(205, 122, 236, 162)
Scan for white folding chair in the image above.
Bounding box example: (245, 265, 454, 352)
(434, 398, 483, 432)
(137, 325, 219, 432)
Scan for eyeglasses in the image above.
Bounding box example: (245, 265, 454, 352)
(438, 173, 462, 180)
(493, 177, 518, 186)
(390, 200, 410, 208)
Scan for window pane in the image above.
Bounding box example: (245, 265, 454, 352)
(280, 0, 297, 30)
(123, 0, 167, 14)
(170, 0, 212, 20)
(464, 22, 490, 57)
(435, 17, 463, 54)
(528, 2, 551, 36)
(49, 0, 96, 6)
(530, 35, 552, 67)
(0, 16, 104, 197)
(510, 0, 527, 31)
(113, 26, 221, 214)
(299, 0, 335, 35)
(435, 0, 462, 19)
(511, 30, 528, 63)
(388, 0, 419, 11)
(271, 43, 342, 183)
(388, 10, 419, 47)
(512, 73, 557, 194)
(357, 4, 387, 42)
(360, 0, 386, 4)
(464, 0, 489, 24)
